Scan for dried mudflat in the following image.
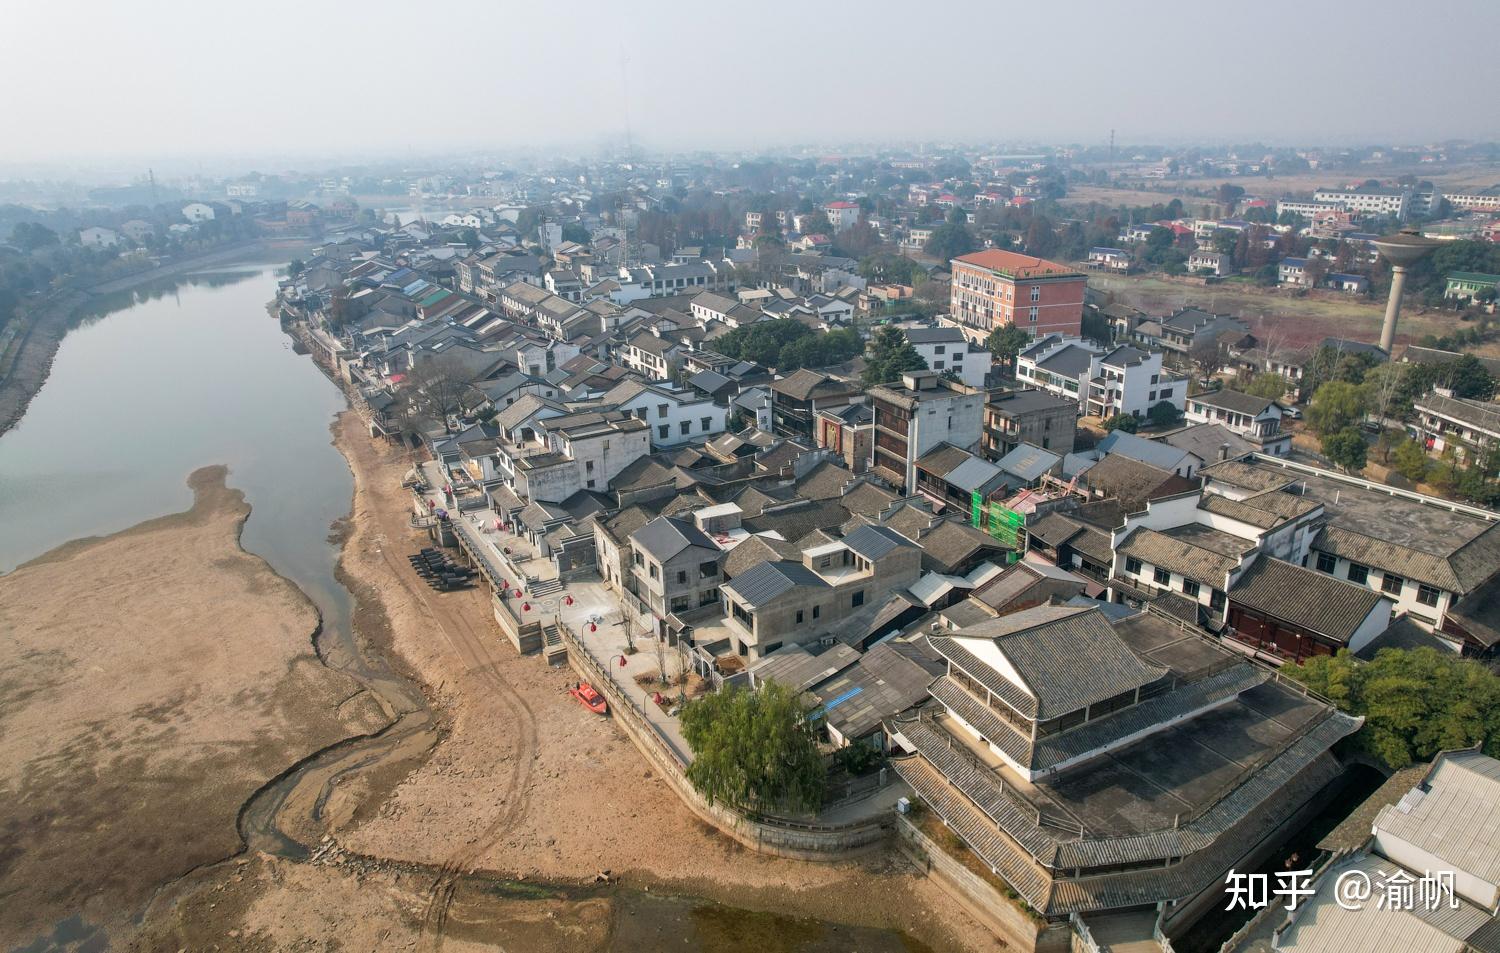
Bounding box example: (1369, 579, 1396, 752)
(0, 465, 390, 950)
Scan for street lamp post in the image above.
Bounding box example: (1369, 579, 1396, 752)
(1372, 228, 1442, 354)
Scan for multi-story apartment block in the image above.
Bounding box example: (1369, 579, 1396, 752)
(1313, 185, 1412, 221)
(721, 524, 922, 660)
(982, 389, 1077, 458)
(627, 516, 726, 638)
(822, 200, 861, 232)
(949, 249, 1086, 341)
(902, 326, 994, 388)
(1445, 189, 1500, 213)
(1084, 344, 1185, 420)
(1016, 334, 1103, 406)
(869, 370, 985, 492)
(1276, 199, 1343, 221)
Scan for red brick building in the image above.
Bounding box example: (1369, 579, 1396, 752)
(949, 249, 1085, 340)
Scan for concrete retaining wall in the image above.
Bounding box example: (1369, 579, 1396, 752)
(896, 815, 1071, 953)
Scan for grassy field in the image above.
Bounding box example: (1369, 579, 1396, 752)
(1060, 161, 1500, 211)
(1088, 272, 1471, 350)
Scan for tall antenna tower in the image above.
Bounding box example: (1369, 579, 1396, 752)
(1108, 129, 1115, 164)
(148, 168, 159, 205)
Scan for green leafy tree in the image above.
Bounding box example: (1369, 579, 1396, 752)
(923, 223, 977, 261)
(1146, 401, 1182, 428)
(1287, 648, 1500, 771)
(1244, 373, 1288, 400)
(1102, 413, 1139, 433)
(1322, 427, 1368, 473)
(1306, 381, 1367, 436)
(680, 681, 826, 813)
(986, 325, 1032, 374)
(561, 222, 591, 244)
(1393, 438, 1430, 482)
(862, 326, 927, 386)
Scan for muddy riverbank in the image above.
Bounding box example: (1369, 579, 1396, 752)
(0, 466, 391, 951)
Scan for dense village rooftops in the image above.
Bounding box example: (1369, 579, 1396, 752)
(1098, 344, 1152, 368)
(1197, 458, 1296, 493)
(1095, 430, 1195, 473)
(1081, 454, 1198, 510)
(630, 515, 719, 562)
(952, 249, 1082, 279)
(1232, 556, 1386, 643)
(995, 443, 1060, 483)
(749, 642, 862, 694)
(1157, 422, 1256, 465)
(1373, 750, 1500, 887)
(842, 523, 916, 561)
(915, 443, 972, 478)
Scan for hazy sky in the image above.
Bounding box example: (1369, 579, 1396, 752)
(4, 0, 1498, 172)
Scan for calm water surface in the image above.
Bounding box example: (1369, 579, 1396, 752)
(0, 264, 355, 639)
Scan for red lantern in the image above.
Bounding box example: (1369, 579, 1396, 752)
(522, 602, 531, 612)
(615, 652, 625, 666)
(565, 595, 574, 606)
(590, 622, 598, 633)
(500, 579, 508, 589)
(514, 589, 523, 598)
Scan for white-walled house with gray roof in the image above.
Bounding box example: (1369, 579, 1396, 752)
(902, 325, 994, 387)
(721, 524, 922, 661)
(600, 378, 727, 448)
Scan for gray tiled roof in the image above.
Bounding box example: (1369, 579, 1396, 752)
(941, 606, 1168, 719)
(843, 523, 915, 561)
(723, 560, 828, 608)
(1118, 526, 1252, 583)
(629, 515, 718, 562)
(1315, 523, 1500, 594)
(1189, 389, 1278, 416)
(1230, 556, 1385, 642)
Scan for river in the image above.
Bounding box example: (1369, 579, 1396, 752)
(0, 263, 932, 952)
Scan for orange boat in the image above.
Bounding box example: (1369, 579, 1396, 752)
(569, 682, 608, 715)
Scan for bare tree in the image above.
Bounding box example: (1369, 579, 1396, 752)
(397, 354, 479, 435)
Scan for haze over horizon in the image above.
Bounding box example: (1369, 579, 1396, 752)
(4, 0, 1499, 175)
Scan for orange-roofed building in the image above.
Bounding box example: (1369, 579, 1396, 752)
(949, 249, 1086, 340)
